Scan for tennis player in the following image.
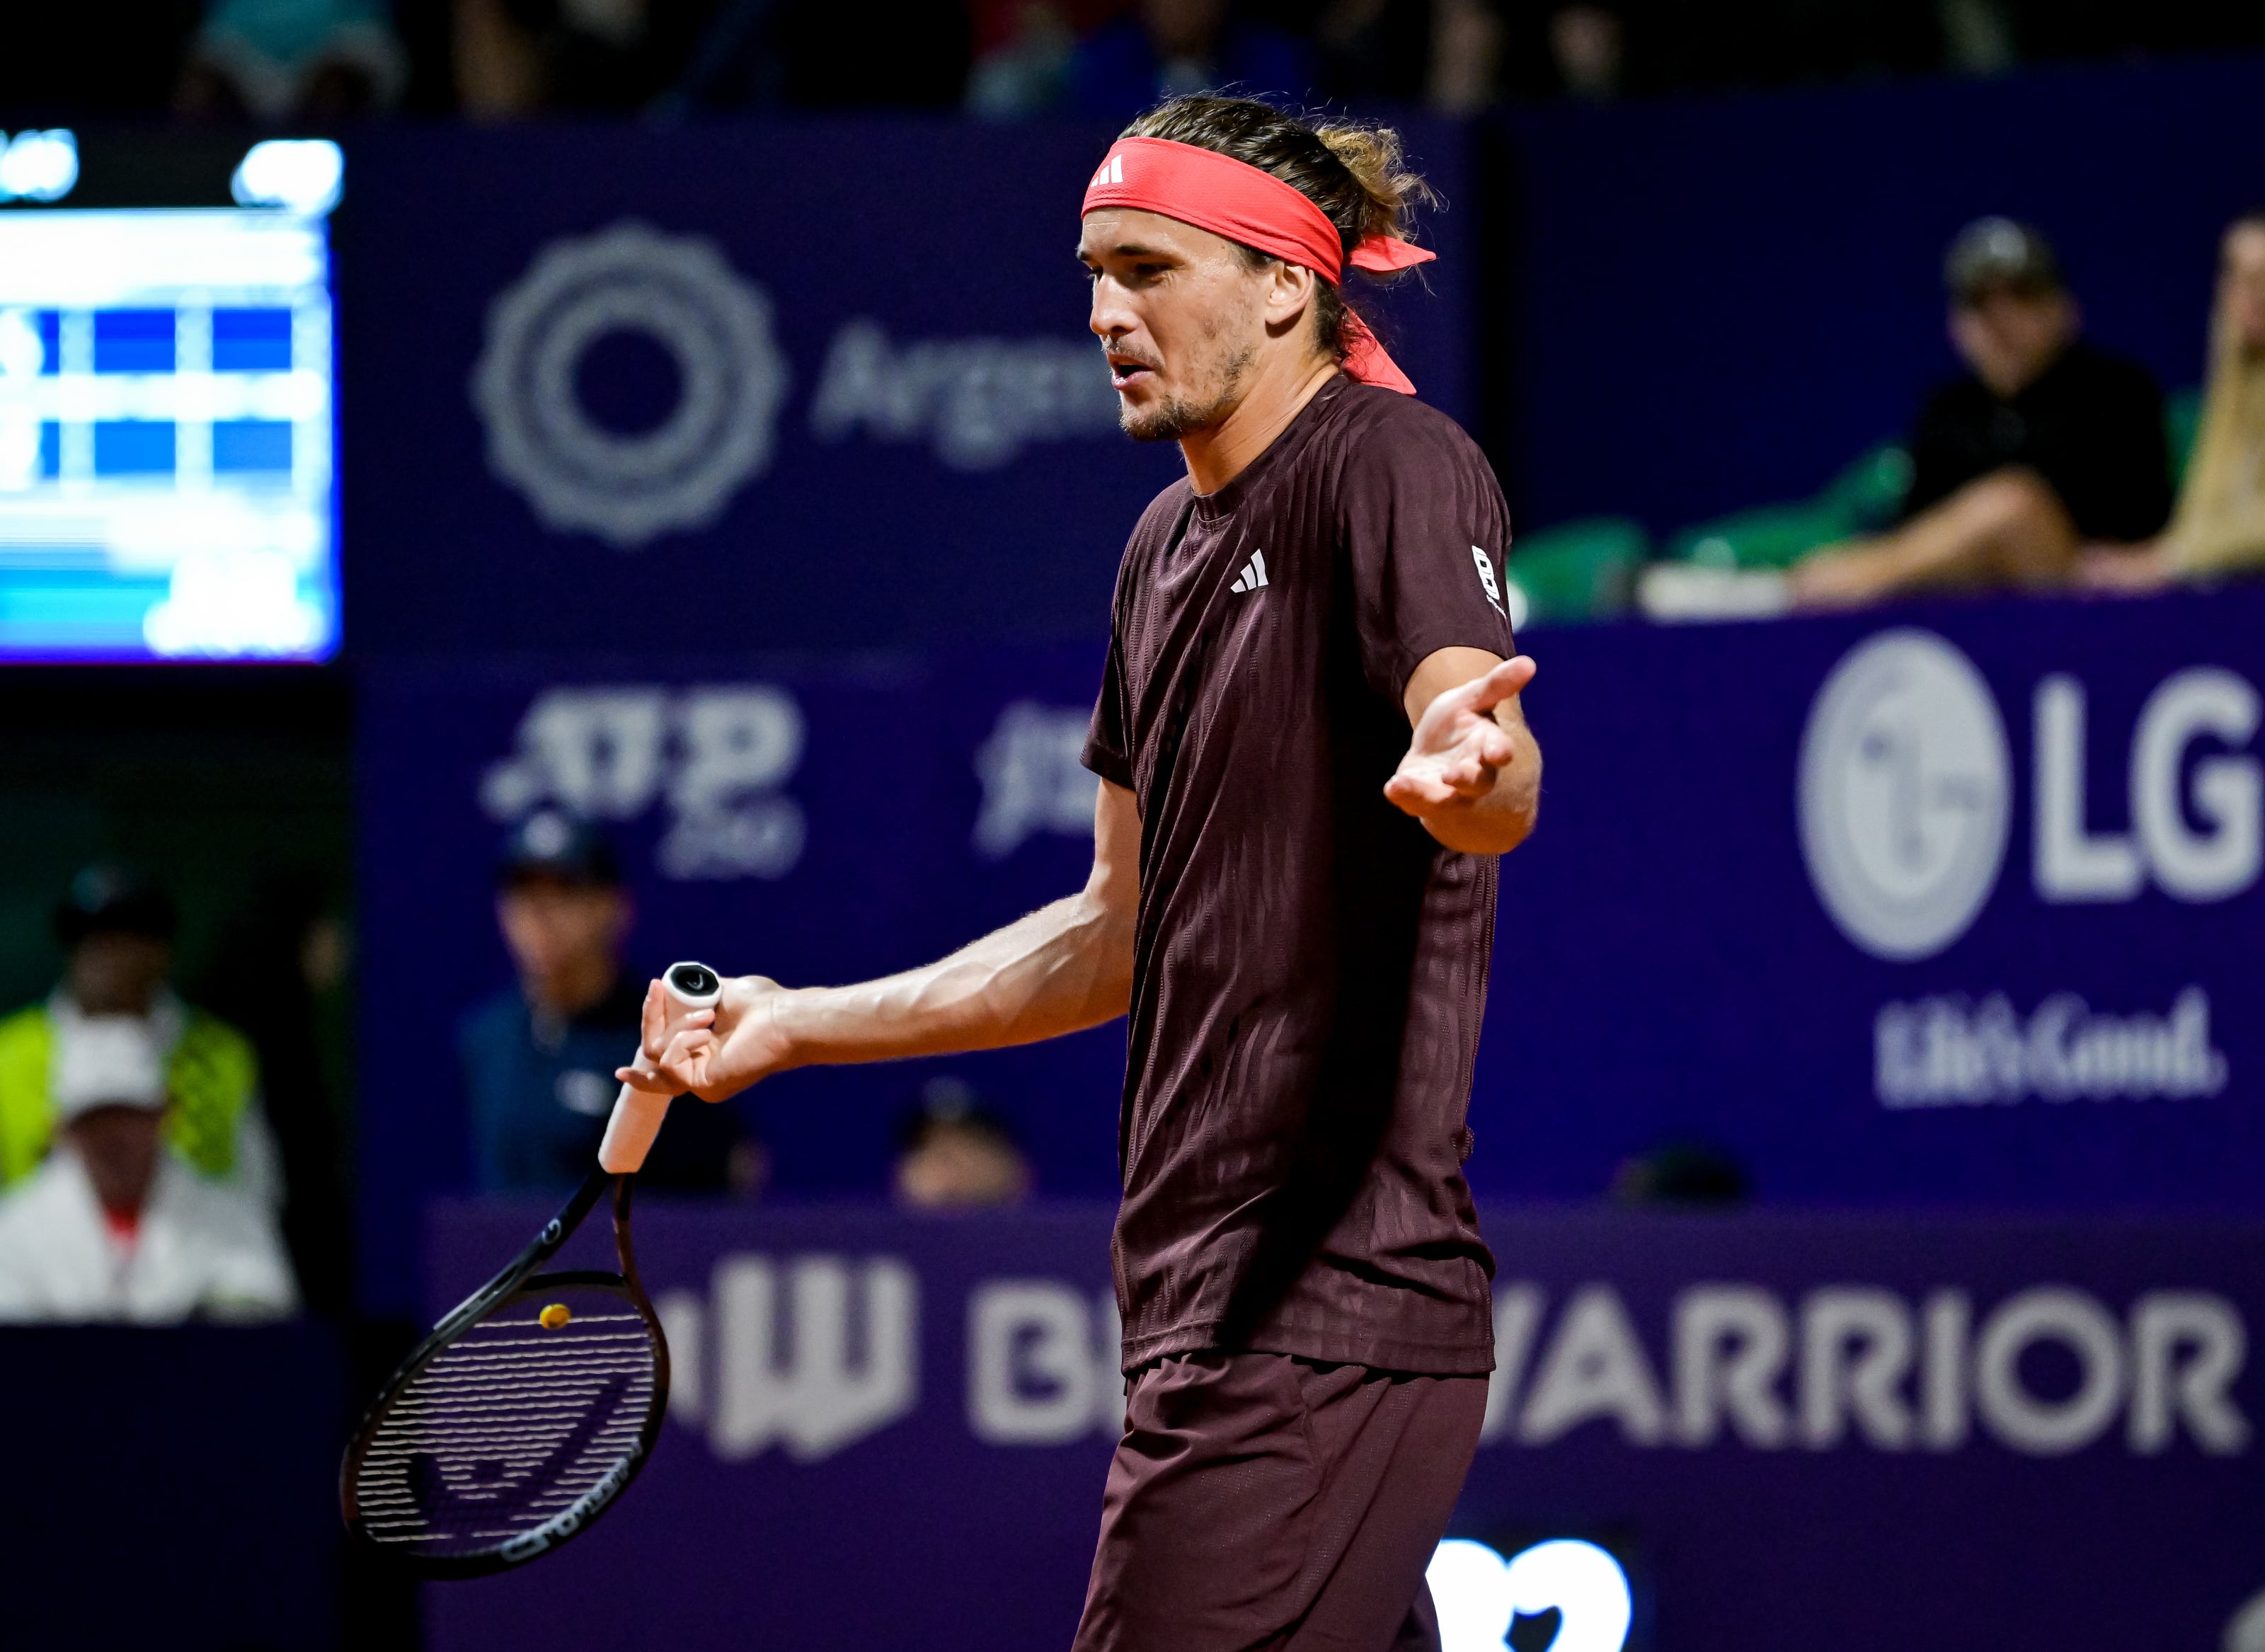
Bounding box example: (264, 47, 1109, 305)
(621, 94, 1542, 1652)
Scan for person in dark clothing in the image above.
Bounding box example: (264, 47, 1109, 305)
(1793, 217, 2172, 608)
(1068, 0, 1317, 119)
(459, 813, 755, 1196)
(618, 98, 1542, 1652)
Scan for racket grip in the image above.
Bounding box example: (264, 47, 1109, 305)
(599, 1083, 670, 1174)
(595, 960, 724, 1177)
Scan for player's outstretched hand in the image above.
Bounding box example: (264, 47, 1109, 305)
(614, 974, 793, 1103)
(1384, 654, 1535, 818)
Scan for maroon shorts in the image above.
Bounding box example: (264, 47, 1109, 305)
(1072, 1352, 1489, 1652)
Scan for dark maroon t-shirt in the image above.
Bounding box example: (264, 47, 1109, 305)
(1083, 377, 1516, 1377)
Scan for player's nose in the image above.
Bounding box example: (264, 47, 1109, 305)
(1088, 283, 1137, 340)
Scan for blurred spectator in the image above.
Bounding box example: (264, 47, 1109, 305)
(555, 0, 971, 116)
(460, 813, 758, 1195)
(0, 868, 280, 1211)
(1301, 0, 1436, 107)
(0, 1016, 298, 1322)
(178, 0, 408, 120)
(197, 876, 355, 1317)
(456, 0, 710, 115)
(894, 1077, 1031, 1210)
(2082, 210, 2265, 593)
(1547, 4, 1623, 100)
(1791, 217, 2170, 609)
(968, 1, 1096, 116)
(1067, 0, 1317, 119)
(1426, 0, 1508, 110)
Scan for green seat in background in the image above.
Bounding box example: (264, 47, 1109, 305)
(2166, 386, 2202, 491)
(1658, 389, 2201, 575)
(1501, 516, 1648, 626)
(1665, 443, 1913, 570)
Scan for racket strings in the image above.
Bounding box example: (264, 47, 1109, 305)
(352, 1302, 659, 1554)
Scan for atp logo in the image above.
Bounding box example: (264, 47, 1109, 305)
(481, 683, 806, 882)
(471, 221, 790, 548)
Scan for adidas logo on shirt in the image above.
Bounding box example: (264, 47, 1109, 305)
(1229, 550, 1269, 594)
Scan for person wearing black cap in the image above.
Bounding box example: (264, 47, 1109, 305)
(0, 866, 277, 1207)
(458, 811, 756, 1195)
(1793, 217, 2172, 609)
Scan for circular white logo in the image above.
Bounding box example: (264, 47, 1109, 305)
(1798, 628, 2010, 960)
(471, 221, 789, 548)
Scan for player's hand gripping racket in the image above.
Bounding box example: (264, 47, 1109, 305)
(340, 962, 723, 1576)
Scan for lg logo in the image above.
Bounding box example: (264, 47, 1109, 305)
(1799, 630, 2260, 960)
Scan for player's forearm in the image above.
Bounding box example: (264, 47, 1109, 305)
(1422, 721, 1542, 856)
(772, 890, 1134, 1068)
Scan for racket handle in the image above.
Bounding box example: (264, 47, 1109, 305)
(597, 960, 725, 1176)
(599, 1084, 670, 1174)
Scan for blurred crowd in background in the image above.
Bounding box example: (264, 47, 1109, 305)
(0, 820, 1038, 1326)
(8, 0, 2265, 125)
(1622, 207, 2265, 620)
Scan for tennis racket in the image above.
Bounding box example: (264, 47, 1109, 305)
(340, 960, 723, 1576)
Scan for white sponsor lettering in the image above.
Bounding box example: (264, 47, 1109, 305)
(1480, 1280, 2248, 1459)
(660, 1254, 919, 1462)
(480, 683, 806, 881)
(1514, 1284, 1669, 1446)
(1805, 635, 2261, 958)
(810, 319, 1120, 471)
(1874, 985, 2228, 1107)
(972, 701, 1099, 859)
(2034, 669, 2263, 903)
(965, 1280, 1123, 1443)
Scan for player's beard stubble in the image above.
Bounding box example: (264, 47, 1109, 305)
(1116, 337, 1256, 444)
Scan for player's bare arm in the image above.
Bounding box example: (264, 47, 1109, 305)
(1385, 646, 1542, 856)
(617, 778, 1140, 1103)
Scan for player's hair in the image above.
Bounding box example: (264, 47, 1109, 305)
(1121, 95, 1435, 365)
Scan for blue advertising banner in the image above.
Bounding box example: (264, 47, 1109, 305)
(335, 120, 1474, 658)
(356, 585, 2265, 1311)
(1492, 585, 2265, 1215)
(420, 1203, 2265, 1652)
(356, 641, 1127, 1312)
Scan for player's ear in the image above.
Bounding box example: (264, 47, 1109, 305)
(1263, 259, 1316, 335)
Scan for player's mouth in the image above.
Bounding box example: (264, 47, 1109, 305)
(1107, 353, 1158, 390)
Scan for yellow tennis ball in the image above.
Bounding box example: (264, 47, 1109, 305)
(539, 1303, 571, 1329)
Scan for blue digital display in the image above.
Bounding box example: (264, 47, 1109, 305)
(0, 210, 337, 660)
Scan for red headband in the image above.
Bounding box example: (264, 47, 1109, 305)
(1082, 135, 1435, 396)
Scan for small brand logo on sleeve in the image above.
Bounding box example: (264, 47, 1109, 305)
(1229, 549, 1268, 594)
(1472, 545, 1504, 614)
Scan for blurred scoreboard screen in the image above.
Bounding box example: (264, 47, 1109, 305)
(0, 210, 336, 661)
